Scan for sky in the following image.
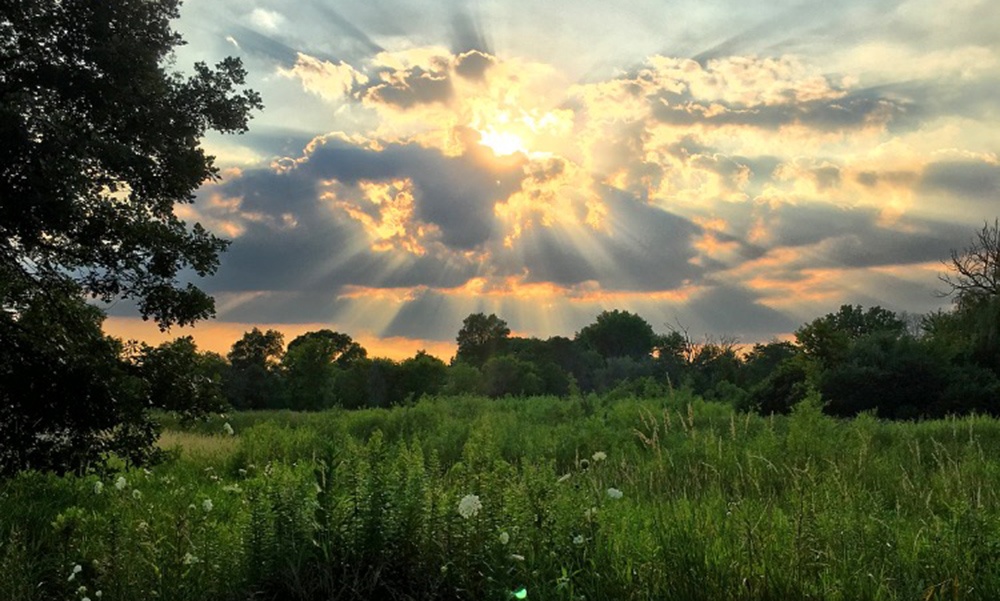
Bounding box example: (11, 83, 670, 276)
(102, 0, 1000, 360)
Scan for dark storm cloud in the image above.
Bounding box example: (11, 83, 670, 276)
(192, 134, 528, 305)
(454, 50, 496, 80)
(362, 65, 454, 107)
(651, 89, 902, 132)
(299, 136, 524, 249)
(921, 161, 1000, 201)
(759, 203, 970, 269)
(380, 289, 460, 340)
(687, 284, 798, 336)
(855, 170, 918, 188)
(496, 189, 707, 291)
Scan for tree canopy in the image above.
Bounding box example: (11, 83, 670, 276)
(575, 309, 656, 360)
(0, 0, 261, 473)
(1, 0, 261, 326)
(455, 312, 510, 367)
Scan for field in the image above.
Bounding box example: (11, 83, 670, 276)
(4, 392, 1000, 601)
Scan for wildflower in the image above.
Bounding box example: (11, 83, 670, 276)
(222, 484, 242, 494)
(499, 531, 510, 545)
(93, 481, 103, 495)
(182, 552, 201, 565)
(82, 598, 91, 601)
(77, 586, 87, 595)
(573, 534, 585, 545)
(457, 494, 482, 519)
(606, 487, 623, 500)
(579, 459, 590, 470)
(556, 473, 571, 484)
(114, 476, 127, 491)
(132, 489, 142, 500)
(202, 498, 213, 513)
(592, 451, 607, 462)
(237, 468, 247, 477)
(68, 564, 82, 582)
(222, 422, 235, 436)
(95, 592, 102, 599)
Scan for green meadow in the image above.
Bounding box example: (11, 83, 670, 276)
(5, 393, 1000, 601)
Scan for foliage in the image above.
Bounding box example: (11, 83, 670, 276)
(1, 0, 260, 327)
(11, 396, 1000, 600)
(0, 293, 153, 475)
(795, 304, 907, 366)
(575, 309, 657, 360)
(0, 0, 259, 473)
(398, 351, 448, 401)
(281, 330, 365, 411)
(454, 312, 510, 367)
(134, 337, 227, 420)
(481, 355, 544, 398)
(224, 328, 284, 410)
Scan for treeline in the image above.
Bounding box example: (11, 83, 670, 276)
(145, 294, 1000, 420)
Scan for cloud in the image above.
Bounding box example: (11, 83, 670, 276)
(150, 12, 1000, 354)
(921, 160, 1000, 201)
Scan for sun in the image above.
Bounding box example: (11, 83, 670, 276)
(478, 126, 528, 156)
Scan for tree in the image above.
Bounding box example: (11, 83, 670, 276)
(455, 313, 510, 367)
(939, 219, 1000, 306)
(1, 0, 260, 472)
(399, 351, 448, 401)
(282, 330, 367, 410)
(225, 328, 284, 409)
(795, 305, 906, 365)
(576, 310, 656, 361)
(481, 355, 543, 398)
(0, 294, 152, 474)
(136, 336, 227, 420)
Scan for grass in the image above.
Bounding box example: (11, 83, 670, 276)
(5, 393, 1000, 600)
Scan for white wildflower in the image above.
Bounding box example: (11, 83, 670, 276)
(222, 422, 235, 436)
(68, 564, 82, 582)
(82, 598, 91, 601)
(114, 476, 127, 491)
(606, 487, 623, 500)
(182, 552, 201, 565)
(573, 534, 585, 545)
(202, 498, 213, 513)
(499, 531, 510, 545)
(457, 494, 482, 519)
(77, 585, 87, 594)
(95, 592, 102, 599)
(556, 473, 571, 484)
(591, 451, 607, 462)
(92, 481, 103, 495)
(132, 489, 142, 500)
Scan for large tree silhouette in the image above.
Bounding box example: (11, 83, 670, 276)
(0, 0, 261, 473)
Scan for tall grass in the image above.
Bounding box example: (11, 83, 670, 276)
(5, 393, 1000, 600)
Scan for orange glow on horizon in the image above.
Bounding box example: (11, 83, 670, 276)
(102, 316, 457, 363)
